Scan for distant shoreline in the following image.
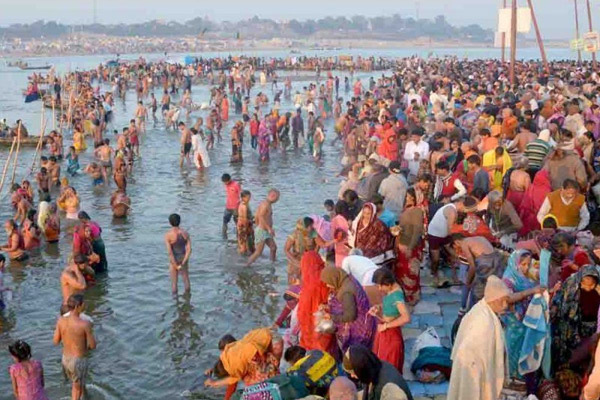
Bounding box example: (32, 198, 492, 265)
(1, 37, 572, 59)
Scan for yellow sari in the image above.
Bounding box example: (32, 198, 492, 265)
(482, 148, 512, 192)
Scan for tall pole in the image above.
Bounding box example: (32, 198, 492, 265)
(526, 0, 549, 72)
(501, 0, 507, 63)
(510, 0, 517, 86)
(574, 0, 582, 64)
(586, 0, 597, 68)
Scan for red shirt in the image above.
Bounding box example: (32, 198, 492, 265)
(225, 181, 241, 210)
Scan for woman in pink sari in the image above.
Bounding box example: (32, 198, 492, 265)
(518, 169, 552, 237)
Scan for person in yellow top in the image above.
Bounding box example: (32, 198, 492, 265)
(73, 128, 87, 152)
(482, 146, 512, 192)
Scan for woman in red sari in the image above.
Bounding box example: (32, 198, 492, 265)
(518, 169, 552, 236)
(297, 250, 335, 354)
(370, 268, 411, 373)
(350, 203, 394, 267)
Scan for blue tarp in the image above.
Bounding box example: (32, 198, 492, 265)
(184, 56, 196, 66)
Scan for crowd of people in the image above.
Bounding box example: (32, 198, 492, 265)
(4, 54, 600, 400)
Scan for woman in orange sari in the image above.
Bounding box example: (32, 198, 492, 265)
(297, 250, 335, 354)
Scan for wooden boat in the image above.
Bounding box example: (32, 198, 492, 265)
(18, 64, 52, 70)
(0, 136, 48, 147)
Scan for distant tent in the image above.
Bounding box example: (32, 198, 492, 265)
(105, 60, 119, 67)
(184, 56, 196, 66)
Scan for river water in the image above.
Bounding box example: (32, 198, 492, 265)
(0, 47, 585, 399)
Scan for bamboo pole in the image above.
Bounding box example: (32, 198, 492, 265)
(526, 0, 549, 73)
(501, 0, 507, 63)
(510, 0, 517, 86)
(52, 98, 56, 132)
(586, 0, 597, 69)
(30, 113, 48, 174)
(10, 121, 22, 186)
(0, 137, 17, 197)
(574, 0, 582, 64)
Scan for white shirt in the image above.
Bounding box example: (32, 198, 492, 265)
(428, 203, 456, 238)
(341, 255, 379, 286)
(433, 175, 467, 202)
(404, 140, 430, 178)
(536, 193, 590, 231)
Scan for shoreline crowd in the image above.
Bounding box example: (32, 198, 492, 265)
(3, 55, 600, 400)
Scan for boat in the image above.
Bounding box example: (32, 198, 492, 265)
(0, 135, 48, 147)
(18, 64, 52, 70)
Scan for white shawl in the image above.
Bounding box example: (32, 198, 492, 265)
(448, 299, 505, 400)
(191, 134, 211, 168)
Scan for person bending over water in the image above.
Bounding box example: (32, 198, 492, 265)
(110, 190, 131, 219)
(246, 189, 280, 267)
(164, 213, 192, 294)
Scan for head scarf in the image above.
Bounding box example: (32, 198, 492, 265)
(220, 328, 272, 379)
(503, 250, 537, 293)
(357, 203, 377, 233)
(484, 276, 512, 304)
(538, 129, 551, 142)
(321, 266, 357, 301)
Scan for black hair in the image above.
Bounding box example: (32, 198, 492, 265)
(221, 173, 231, 183)
(344, 345, 382, 386)
(562, 178, 580, 191)
(284, 345, 307, 364)
(467, 154, 481, 166)
(435, 160, 450, 172)
(417, 173, 433, 183)
(218, 334, 236, 351)
(303, 217, 314, 228)
(370, 193, 384, 206)
(372, 268, 396, 286)
(240, 190, 251, 199)
(343, 189, 358, 202)
(495, 147, 505, 156)
(169, 213, 181, 227)
(213, 359, 229, 379)
(552, 232, 576, 248)
(324, 199, 335, 208)
(8, 340, 31, 362)
(67, 294, 84, 310)
(542, 217, 558, 229)
(334, 200, 350, 219)
(0, 254, 5, 264)
(49, 156, 57, 162)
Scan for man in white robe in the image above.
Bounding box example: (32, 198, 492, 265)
(448, 276, 511, 400)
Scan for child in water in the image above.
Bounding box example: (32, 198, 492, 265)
(8, 340, 49, 400)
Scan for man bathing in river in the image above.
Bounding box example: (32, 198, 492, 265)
(110, 189, 131, 218)
(246, 189, 279, 267)
(178, 121, 193, 167)
(53, 294, 96, 400)
(164, 213, 192, 294)
(60, 254, 91, 308)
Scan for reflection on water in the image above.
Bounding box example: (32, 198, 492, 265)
(0, 52, 356, 398)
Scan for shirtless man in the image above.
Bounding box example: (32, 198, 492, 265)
(84, 162, 104, 187)
(94, 138, 113, 184)
(135, 101, 148, 133)
(48, 156, 61, 187)
(60, 254, 88, 306)
(178, 122, 193, 167)
(53, 294, 96, 400)
(110, 189, 131, 219)
(161, 90, 171, 119)
(113, 160, 127, 191)
(36, 167, 51, 202)
(246, 189, 280, 267)
(117, 127, 128, 152)
(150, 93, 158, 123)
(164, 213, 192, 294)
(11, 189, 31, 225)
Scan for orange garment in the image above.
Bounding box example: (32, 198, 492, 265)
(502, 116, 518, 139)
(297, 251, 334, 352)
(221, 98, 230, 121)
(547, 190, 585, 228)
(220, 328, 271, 380)
(377, 129, 399, 162)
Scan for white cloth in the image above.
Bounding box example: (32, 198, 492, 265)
(341, 255, 379, 286)
(378, 173, 408, 216)
(427, 203, 456, 238)
(433, 175, 467, 202)
(403, 140, 429, 178)
(448, 300, 505, 400)
(191, 134, 211, 168)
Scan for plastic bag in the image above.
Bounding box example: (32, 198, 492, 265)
(411, 327, 441, 362)
(314, 311, 335, 334)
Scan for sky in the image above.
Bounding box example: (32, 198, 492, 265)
(2, 0, 598, 39)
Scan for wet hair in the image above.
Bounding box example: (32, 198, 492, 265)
(284, 345, 307, 364)
(495, 147, 505, 156)
(467, 154, 481, 166)
(40, 156, 48, 162)
(371, 193, 384, 206)
(169, 213, 181, 227)
(343, 345, 382, 386)
(27, 209, 36, 222)
(563, 178, 580, 191)
(78, 211, 91, 221)
(49, 156, 57, 162)
(334, 200, 350, 219)
(480, 128, 491, 136)
(303, 217, 314, 228)
(0, 254, 5, 264)
(8, 340, 31, 362)
(324, 199, 335, 209)
(240, 190, 251, 199)
(372, 268, 396, 286)
(67, 294, 84, 310)
(343, 189, 358, 202)
(218, 334, 236, 351)
(221, 173, 231, 183)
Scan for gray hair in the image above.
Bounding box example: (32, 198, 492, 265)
(349, 248, 364, 256)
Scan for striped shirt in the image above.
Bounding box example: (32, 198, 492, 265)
(524, 139, 551, 169)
